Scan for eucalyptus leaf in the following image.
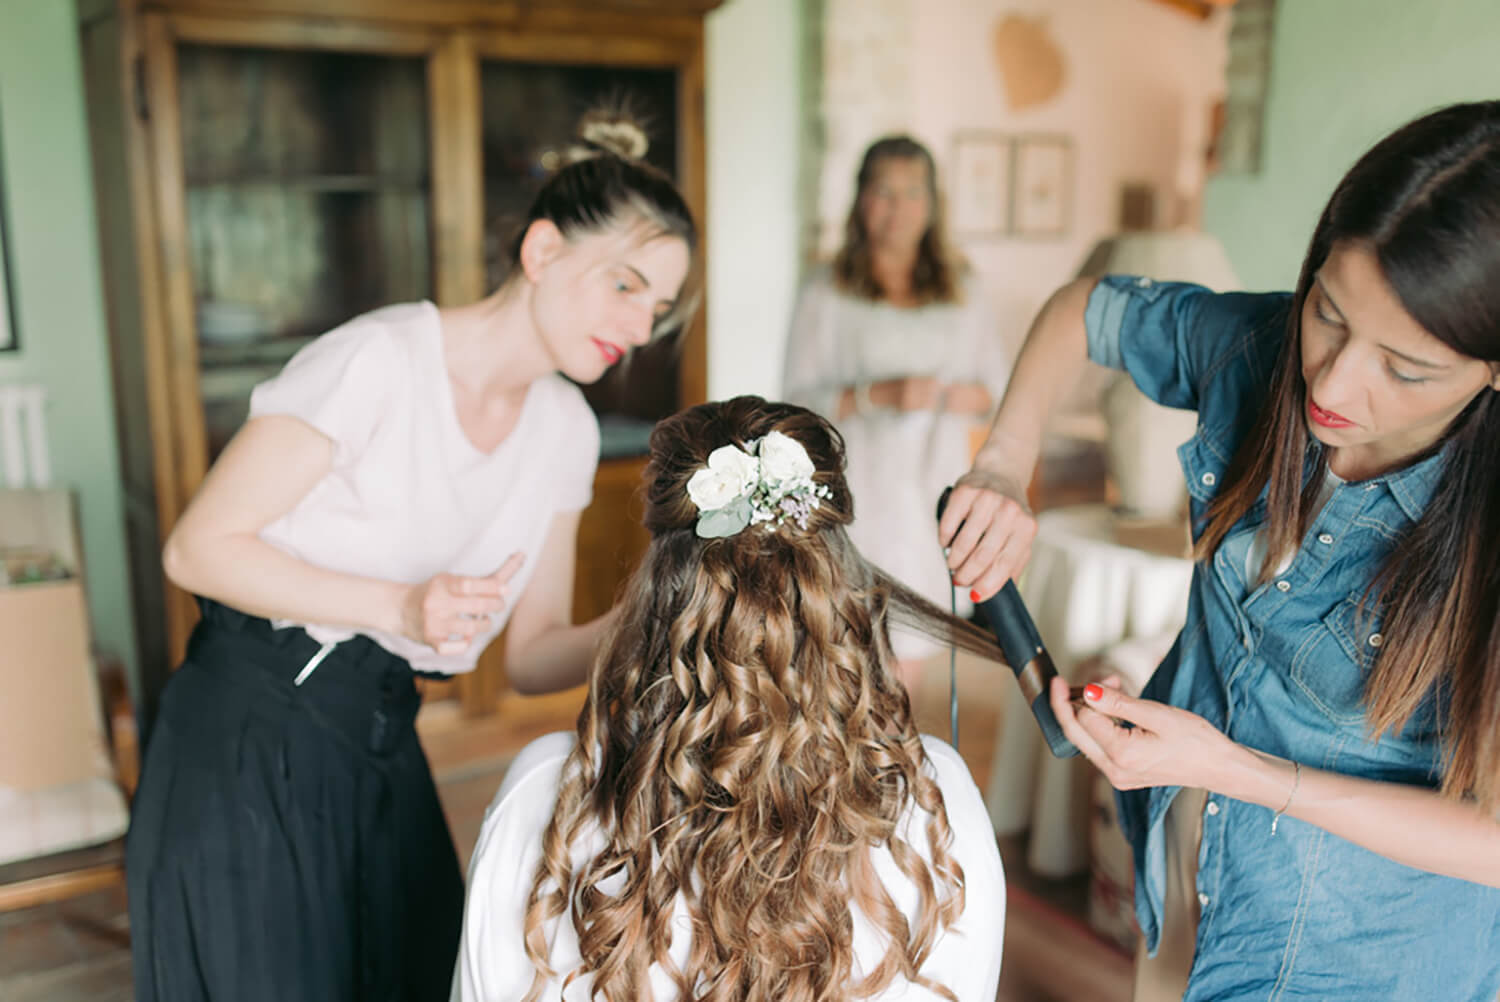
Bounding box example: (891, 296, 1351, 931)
(696, 497, 751, 539)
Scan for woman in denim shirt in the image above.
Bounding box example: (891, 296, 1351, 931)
(942, 102, 1500, 1001)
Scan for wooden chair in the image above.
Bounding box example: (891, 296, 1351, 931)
(0, 389, 134, 913)
(0, 660, 136, 913)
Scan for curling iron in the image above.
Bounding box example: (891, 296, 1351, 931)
(937, 487, 1079, 759)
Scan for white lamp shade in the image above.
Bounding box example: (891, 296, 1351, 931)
(1076, 229, 1240, 291)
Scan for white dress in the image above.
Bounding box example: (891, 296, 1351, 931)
(452, 731, 1005, 1002)
(782, 268, 1012, 657)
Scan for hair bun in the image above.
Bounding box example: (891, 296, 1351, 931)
(578, 111, 650, 161)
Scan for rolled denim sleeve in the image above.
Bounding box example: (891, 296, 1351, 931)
(1085, 275, 1215, 412)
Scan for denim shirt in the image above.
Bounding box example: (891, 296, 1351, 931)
(1085, 275, 1500, 1002)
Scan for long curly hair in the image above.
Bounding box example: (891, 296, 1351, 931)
(521, 396, 1003, 1002)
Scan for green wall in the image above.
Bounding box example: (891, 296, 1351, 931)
(0, 0, 139, 686)
(1205, 0, 1500, 292)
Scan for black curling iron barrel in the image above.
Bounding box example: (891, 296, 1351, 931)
(937, 488, 1079, 759)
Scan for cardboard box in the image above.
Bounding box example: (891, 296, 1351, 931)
(0, 489, 112, 793)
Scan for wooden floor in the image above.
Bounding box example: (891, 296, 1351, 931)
(0, 652, 1133, 1002)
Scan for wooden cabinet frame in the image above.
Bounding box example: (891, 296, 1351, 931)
(81, 0, 719, 732)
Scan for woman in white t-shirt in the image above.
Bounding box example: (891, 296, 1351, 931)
(783, 136, 1012, 685)
(125, 112, 696, 1002)
(453, 397, 1006, 1002)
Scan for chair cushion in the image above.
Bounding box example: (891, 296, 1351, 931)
(0, 778, 129, 867)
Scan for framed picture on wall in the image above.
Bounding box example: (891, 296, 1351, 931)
(950, 131, 1013, 238)
(0, 99, 15, 352)
(1013, 134, 1073, 238)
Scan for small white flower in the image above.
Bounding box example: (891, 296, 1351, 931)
(756, 431, 816, 485)
(686, 444, 760, 511)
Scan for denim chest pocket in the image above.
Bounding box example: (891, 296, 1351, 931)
(1290, 597, 1383, 725)
(1180, 433, 1227, 530)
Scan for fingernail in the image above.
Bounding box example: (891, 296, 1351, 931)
(969, 589, 982, 602)
(1084, 683, 1104, 701)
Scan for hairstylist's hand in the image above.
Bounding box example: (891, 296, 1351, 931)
(939, 466, 1036, 600)
(1047, 676, 1236, 791)
(401, 553, 524, 656)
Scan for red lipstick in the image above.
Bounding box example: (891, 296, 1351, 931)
(1307, 398, 1355, 429)
(592, 338, 623, 365)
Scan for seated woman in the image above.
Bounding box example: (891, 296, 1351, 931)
(453, 396, 1006, 1002)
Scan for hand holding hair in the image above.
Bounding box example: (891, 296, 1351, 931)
(1049, 675, 1235, 791)
(938, 469, 1036, 601)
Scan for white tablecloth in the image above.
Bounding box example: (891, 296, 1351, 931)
(984, 504, 1194, 877)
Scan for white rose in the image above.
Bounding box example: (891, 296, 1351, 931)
(757, 431, 816, 485)
(686, 445, 760, 511)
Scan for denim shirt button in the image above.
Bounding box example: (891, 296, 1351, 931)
(1198, 892, 1211, 907)
(1317, 532, 1334, 545)
(1368, 632, 1384, 648)
(1201, 471, 1216, 487)
(1205, 800, 1220, 816)
(1137, 276, 1153, 288)
(1275, 580, 1291, 592)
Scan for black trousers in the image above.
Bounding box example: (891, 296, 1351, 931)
(126, 600, 464, 1002)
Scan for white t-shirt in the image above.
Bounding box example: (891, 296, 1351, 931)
(1243, 466, 1345, 589)
(247, 301, 600, 673)
(452, 731, 1005, 1002)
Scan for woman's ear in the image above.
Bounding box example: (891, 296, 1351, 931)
(518, 219, 566, 283)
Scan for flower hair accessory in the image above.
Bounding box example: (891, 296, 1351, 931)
(685, 430, 833, 539)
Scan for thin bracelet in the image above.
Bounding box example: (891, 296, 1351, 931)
(1271, 760, 1301, 835)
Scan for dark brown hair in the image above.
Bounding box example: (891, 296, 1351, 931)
(521, 396, 1002, 1002)
(1196, 101, 1500, 809)
(505, 108, 700, 339)
(833, 136, 965, 306)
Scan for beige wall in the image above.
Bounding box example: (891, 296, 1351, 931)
(810, 0, 1230, 366)
(704, 0, 805, 401)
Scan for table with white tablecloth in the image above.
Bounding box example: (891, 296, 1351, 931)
(984, 504, 1195, 878)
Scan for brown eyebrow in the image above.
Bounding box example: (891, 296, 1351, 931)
(1315, 276, 1449, 370)
(1382, 345, 1449, 370)
(1314, 276, 1347, 323)
(623, 264, 679, 314)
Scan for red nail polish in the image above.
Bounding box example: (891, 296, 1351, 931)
(969, 589, 982, 602)
(1084, 683, 1103, 701)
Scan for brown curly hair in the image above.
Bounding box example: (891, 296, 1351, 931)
(520, 396, 1003, 1002)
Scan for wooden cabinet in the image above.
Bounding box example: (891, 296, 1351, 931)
(78, 0, 719, 731)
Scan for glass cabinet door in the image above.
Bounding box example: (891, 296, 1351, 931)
(176, 45, 433, 459)
(479, 60, 679, 460)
